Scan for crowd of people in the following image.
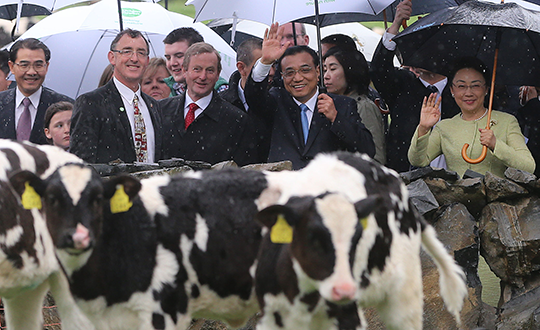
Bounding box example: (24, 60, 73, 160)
(0, 0, 537, 180)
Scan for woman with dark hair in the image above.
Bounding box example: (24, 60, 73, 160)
(408, 57, 534, 177)
(44, 101, 73, 150)
(323, 48, 386, 164)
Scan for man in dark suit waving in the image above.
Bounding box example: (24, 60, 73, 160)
(245, 23, 375, 170)
(70, 29, 163, 164)
(0, 38, 73, 145)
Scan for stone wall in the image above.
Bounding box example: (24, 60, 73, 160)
(404, 167, 540, 330)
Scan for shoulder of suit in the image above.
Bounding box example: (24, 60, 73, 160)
(42, 87, 74, 103)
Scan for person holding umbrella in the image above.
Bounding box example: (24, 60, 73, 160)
(408, 57, 535, 178)
(370, 0, 460, 173)
(245, 22, 374, 170)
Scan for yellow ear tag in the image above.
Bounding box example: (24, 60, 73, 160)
(360, 217, 368, 230)
(110, 185, 132, 214)
(270, 214, 293, 244)
(21, 182, 41, 210)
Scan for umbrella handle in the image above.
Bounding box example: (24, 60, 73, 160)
(461, 144, 487, 164)
(401, 19, 408, 29)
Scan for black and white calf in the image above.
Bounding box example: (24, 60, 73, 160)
(12, 164, 269, 330)
(0, 139, 92, 330)
(254, 152, 468, 330)
(13, 151, 467, 330)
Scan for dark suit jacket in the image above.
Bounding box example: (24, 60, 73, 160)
(245, 74, 375, 170)
(517, 98, 540, 176)
(0, 87, 73, 145)
(70, 80, 163, 164)
(159, 91, 258, 166)
(219, 70, 245, 111)
(370, 40, 461, 173)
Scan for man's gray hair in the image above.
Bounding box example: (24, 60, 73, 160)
(183, 42, 222, 73)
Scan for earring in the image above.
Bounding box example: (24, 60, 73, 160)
(451, 94, 455, 97)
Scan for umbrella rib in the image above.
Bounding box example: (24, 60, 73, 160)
(194, 0, 209, 22)
(76, 30, 108, 96)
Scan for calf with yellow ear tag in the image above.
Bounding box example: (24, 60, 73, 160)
(254, 192, 379, 330)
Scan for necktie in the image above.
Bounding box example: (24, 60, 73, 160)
(427, 85, 438, 94)
(300, 104, 309, 144)
(17, 98, 32, 141)
(185, 103, 198, 130)
(133, 95, 147, 163)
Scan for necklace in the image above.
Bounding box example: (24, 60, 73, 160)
(461, 108, 488, 122)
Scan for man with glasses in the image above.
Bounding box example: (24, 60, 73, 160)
(245, 23, 374, 170)
(280, 22, 309, 47)
(370, 0, 460, 172)
(0, 38, 73, 144)
(70, 29, 163, 164)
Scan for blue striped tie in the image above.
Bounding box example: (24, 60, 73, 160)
(300, 104, 309, 144)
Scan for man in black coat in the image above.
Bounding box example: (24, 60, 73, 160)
(0, 38, 73, 145)
(70, 29, 163, 164)
(245, 23, 375, 170)
(160, 42, 257, 166)
(220, 38, 262, 111)
(370, 0, 460, 172)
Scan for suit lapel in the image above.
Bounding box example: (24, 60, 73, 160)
(284, 93, 305, 148)
(0, 89, 17, 139)
(107, 82, 136, 155)
(304, 103, 325, 151)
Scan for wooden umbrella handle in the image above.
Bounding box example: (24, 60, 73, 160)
(461, 144, 488, 164)
(462, 47, 499, 164)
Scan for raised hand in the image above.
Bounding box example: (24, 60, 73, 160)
(418, 93, 441, 137)
(388, 0, 412, 35)
(261, 23, 290, 65)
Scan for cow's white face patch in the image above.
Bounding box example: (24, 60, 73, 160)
(314, 194, 358, 302)
(58, 166, 92, 206)
(194, 214, 209, 252)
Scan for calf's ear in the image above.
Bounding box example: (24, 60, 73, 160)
(256, 204, 291, 228)
(9, 170, 45, 197)
(102, 175, 142, 200)
(354, 195, 381, 219)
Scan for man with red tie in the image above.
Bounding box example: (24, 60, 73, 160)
(70, 29, 163, 164)
(159, 42, 257, 166)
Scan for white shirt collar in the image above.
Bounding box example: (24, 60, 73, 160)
(292, 87, 319, 112)
(420, 77, 447, 94)
(16, 87, 42, 108)
(185, 91, 213, 110)
(113, 77, 141, 104)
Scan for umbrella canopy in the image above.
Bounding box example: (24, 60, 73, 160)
(208, 18, 385, 62)
(185, 0, 394, 25)
(10, 0, 237, 99)
(393, 0, 540, 86)
(0, 0, 89, 32)
(296, 0, 462, 26)
(0, 3, 50, 20)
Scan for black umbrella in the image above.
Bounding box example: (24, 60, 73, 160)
(393, 0, 540, 163)
(295, 0, 462, 26)
(0, 3, 50, 20)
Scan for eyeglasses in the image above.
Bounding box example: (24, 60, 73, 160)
(112, 49, 149, 58)
(282, 66, 314, 79)
(452, 83, 486, 93)
(13, 61, 47, 72)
